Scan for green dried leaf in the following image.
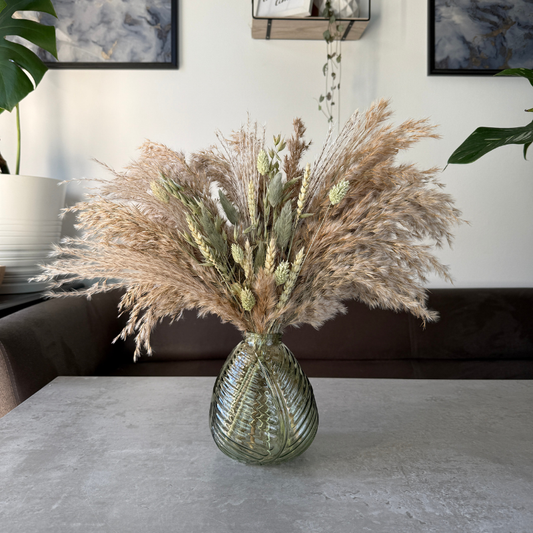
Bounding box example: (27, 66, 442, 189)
(274, 201, 293, 251)
(199, 205, 227, 258)
(267, 172, 284, 207)
(182, 232, 197, 247)
(218, 190, 239, 225)
(283, 178, 301, 192)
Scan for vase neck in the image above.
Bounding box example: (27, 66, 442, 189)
(244, 332, 282, 347)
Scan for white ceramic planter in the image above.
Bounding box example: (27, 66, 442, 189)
(0, 175, 66, 294)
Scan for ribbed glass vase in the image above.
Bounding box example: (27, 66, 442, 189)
(209, 332, 319, 465)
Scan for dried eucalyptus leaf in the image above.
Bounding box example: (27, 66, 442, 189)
(218, 190, 239, 225)
(274, 202, 293, 251)
(284, 177, 300, 190)
(268, 172, 284, 207)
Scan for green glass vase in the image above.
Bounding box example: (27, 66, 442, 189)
(209, 332, 319, 465)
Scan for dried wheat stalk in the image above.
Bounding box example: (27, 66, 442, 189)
(36, 99, 462, 359)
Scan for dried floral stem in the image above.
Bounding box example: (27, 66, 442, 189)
(36, 100, 462, 357)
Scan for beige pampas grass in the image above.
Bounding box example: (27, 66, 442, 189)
(37, 100, 462, 359)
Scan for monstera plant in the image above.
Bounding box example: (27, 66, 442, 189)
(448, 68, 533, 165)
(0, 0, 57, 174)
(0, 0, 63, 295)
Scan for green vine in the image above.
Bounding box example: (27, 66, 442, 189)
(318, 2, 344, 125)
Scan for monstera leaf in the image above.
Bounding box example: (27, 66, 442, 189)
(448, 121, 533, 164)
(448, 68, 533, 165)
(0, 0, 57, 113)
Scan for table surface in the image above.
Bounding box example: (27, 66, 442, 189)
(1, 377, 532, 533)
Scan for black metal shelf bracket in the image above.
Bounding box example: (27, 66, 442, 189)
(341, 21, 355, 41)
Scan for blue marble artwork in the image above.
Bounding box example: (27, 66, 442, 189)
(434, 0, 533, 71)
(29, 0, 174, 64)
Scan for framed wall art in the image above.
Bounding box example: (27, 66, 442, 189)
(428, 0, 533, 76)
(24, 0, 178, 69)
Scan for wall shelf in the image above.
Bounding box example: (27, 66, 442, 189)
(251, 1, 371, 41)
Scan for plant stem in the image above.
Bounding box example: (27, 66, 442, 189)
(336, 38, 341, 131)
(15, 104, 21, 175)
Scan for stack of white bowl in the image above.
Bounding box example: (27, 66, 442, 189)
(0, 175, 66, 294)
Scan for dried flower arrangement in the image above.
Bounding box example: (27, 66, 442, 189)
(37, 99, 462, 360)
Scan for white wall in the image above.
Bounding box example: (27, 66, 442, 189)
(2, 0, 532, 288)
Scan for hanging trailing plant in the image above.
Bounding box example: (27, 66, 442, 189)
(317, 1, 344, 125)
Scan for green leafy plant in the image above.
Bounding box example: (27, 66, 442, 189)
(448, 68, 533, 165)
(317, 1, 343, 125)
(0, 0, 58, 174)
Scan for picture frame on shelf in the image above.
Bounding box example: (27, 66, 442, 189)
(255, 0, 314, 18)
(428, 0, 533, 76)
(22, 0, 178, 69)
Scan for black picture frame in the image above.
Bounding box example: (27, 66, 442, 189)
(428, 0, 533, 76)
(42, 0, 178, 69)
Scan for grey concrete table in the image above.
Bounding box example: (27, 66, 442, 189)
(1, 377, 532, 533)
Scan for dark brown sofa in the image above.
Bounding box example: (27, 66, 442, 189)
(1, 288, 532, 417)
